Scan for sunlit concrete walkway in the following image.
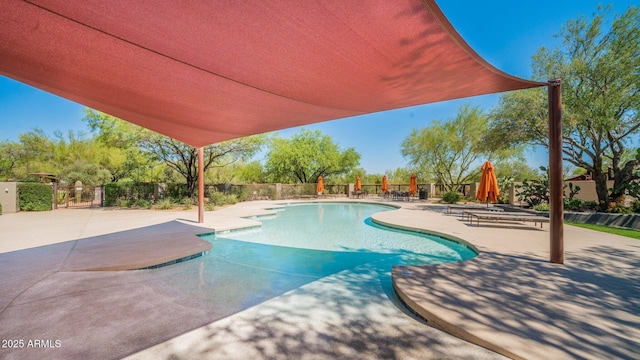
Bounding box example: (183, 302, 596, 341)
(0, 200, 638, 359)
(374, 203, 640, 359)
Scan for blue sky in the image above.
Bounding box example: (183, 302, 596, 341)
(0, 1, 635, 174)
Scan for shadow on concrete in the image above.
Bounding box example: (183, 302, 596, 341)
(0, 233, 502, 360)
(393, 248, 640, 359)
(125, 245, 505, 360)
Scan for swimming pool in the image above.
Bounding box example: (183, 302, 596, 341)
(206, 202, 476, 260)
(191, 202, 476, 311)
(123, 202, 498, 358)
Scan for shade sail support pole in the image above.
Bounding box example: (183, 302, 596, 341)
(198, 147, 204, 224)
(548, 79, 563, 264)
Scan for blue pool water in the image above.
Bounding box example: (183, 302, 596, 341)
(129, 203, 501, 358)
(204, 202, 476, 263)
(181, 202, 476, 313)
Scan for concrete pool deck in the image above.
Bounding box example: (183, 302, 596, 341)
(0, 199, 638, 359)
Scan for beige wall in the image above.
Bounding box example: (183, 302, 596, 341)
(510, 182, 525, 206)
(565, 180, 614, 202)
(510, 180, 615, 205)
(0, 182, 18, 213)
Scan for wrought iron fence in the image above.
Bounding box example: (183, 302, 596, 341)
(433, 184, 471, 197)
(95, 181, 476, 205)
(56, 185, 103, 208)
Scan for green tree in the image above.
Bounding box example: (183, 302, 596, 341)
(140, 133, 264, 198)
(83, 110, 158, 182)
(236, 161, 268, 183)
(486, 6, 640, 211)
(51, 130, 113, 172)
(624, 148, 640, 198)
(494, 160, 540, 182)
(59, 160, 112, 186)
(264, 128, 360, 183)
(85, 110, 265, 193)
(402, 104, 519, 191)
(10, 127, 121, 184)
(387, 167, 414, 184)
(17, 128, 56, 177)
(0, 140, 23, 180)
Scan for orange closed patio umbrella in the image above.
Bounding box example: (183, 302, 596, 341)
(316, 176, 325, 194)
(355, 176, 361, 191)
(381, 176, 389, 193)
(476, 161, 499, 204)
(409, 173, 418, 195)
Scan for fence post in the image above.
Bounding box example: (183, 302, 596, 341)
(155, 183, 167, 200)
(469, 182, 478, 199)
(425, 183, 436, 198)
(53, 181, 58, 209)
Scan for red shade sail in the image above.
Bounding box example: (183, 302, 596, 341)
(0, 0, 544, 147)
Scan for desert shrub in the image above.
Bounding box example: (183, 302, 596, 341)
(517, 166, 582, 208)
(166, 183, 189, 199)
(563, 198, 584, 211)
(182, 197, 193, 210)
(442, 191, 461, 204)
(566, 183, 581, 198)
(516, 179, 548, 207)
(155, 198, 174, 210)
(105, 182, 154, 206)
(631, 201, 640, 213)
(206, 189, 239, 206)
(233, 187, 250, 201)
(533, 203, 550, 211)
(497, 176, 514, 204)
(207, 190, 227, 205)
(18, 183, 53, 211)
(608, 205, 632, 214)
(104, 183, 118, 206)
(135, 199, 152, 208)
(204, 203, 215, 211)
(117, 199, 133, 208)
(0, 201, 2, 215)
(584, 201, 598, 211)
(55, 190, 66, 205)
(223, 194, 238, 205)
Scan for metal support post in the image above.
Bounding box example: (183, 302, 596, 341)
(548, 79, 564, 264)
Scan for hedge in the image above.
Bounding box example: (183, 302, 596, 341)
(104, 182, 155, 206)
(166, 183, 189, 200)
(18, 183, 53, 211)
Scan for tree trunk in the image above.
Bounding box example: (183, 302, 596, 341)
(186, 174, 197, 199)
(593, 168, 610, 212)
(611, 159, 639, 205)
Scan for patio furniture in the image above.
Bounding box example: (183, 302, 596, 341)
(351, 190, 367, 199)
(463, 210, 549, 228)
(446, 204, 504, 214)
